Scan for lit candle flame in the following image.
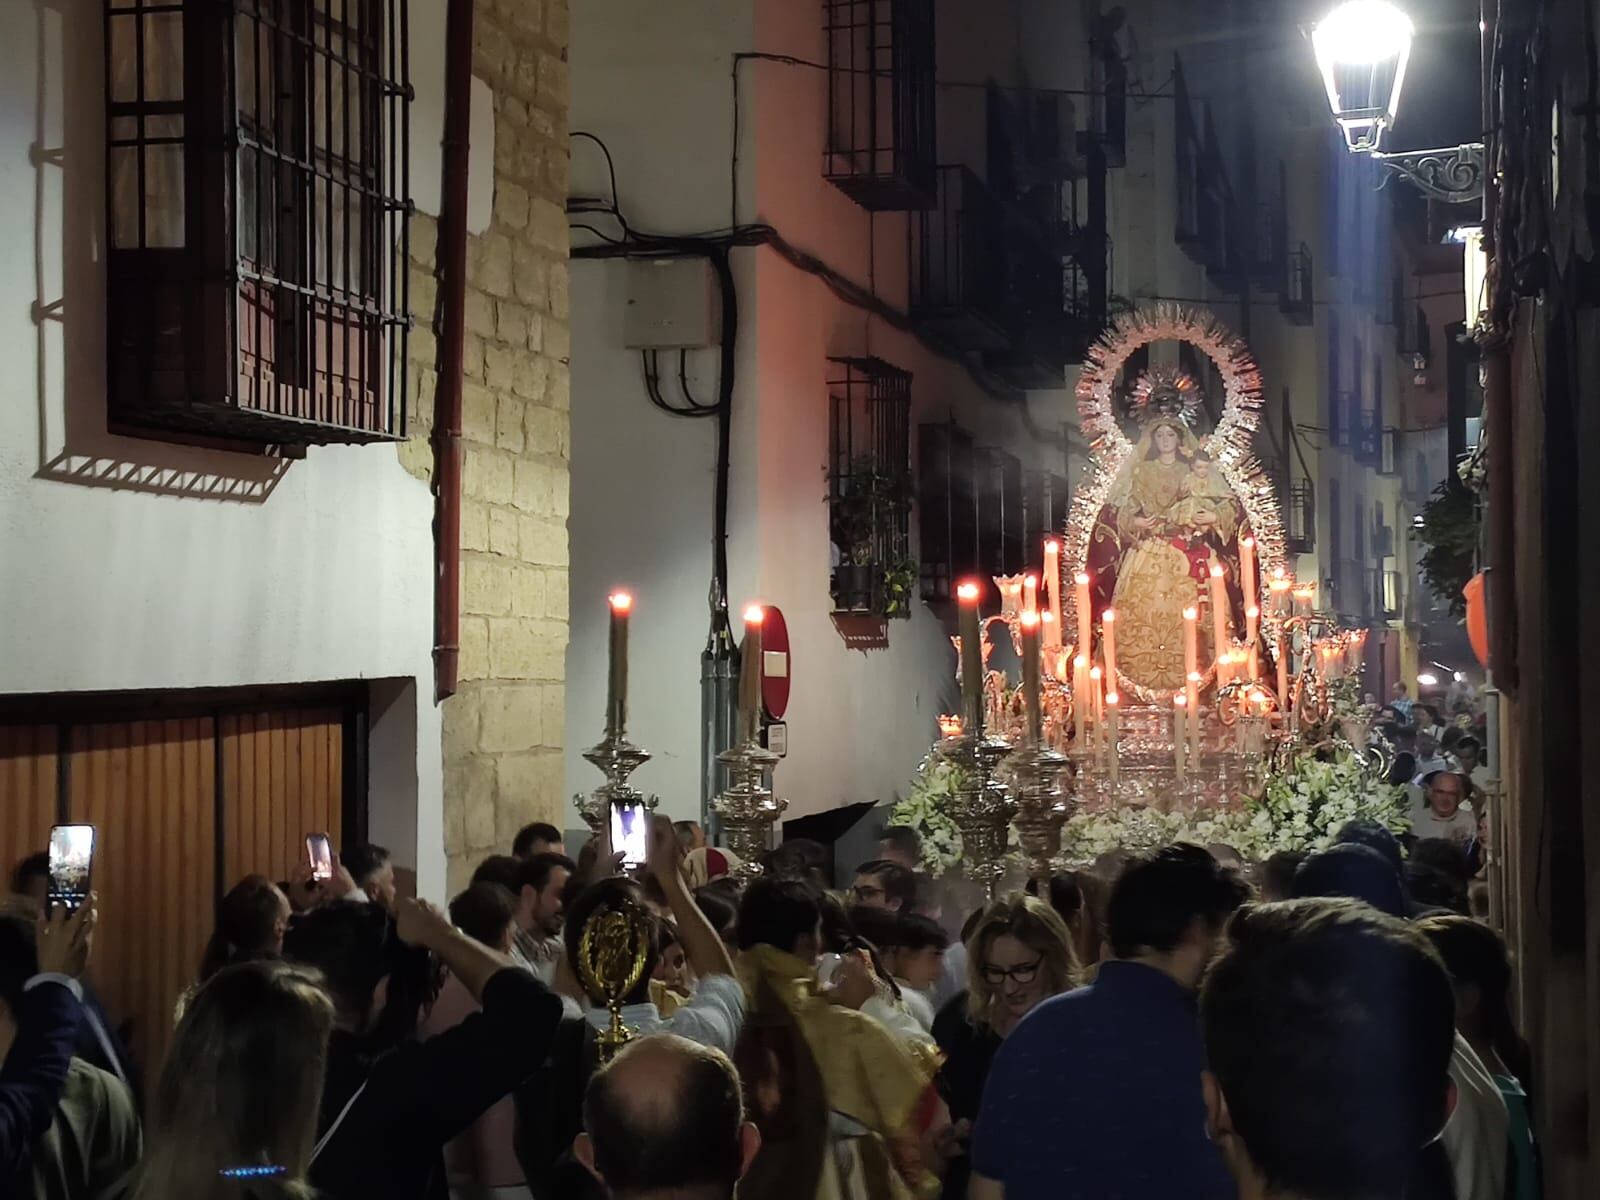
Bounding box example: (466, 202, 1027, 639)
(1103, 608, 1116, 623)
(957, 581, 981, 603)
(1075, 572, 1090, 586)
(608, 592, 633, 612)
(743, 605, 765, 625)
(1183, 607, 1198, 620)
(1106, 691, 1120, 706)
(1209, 563, 1225, 579)
(1019, 610, 1040, 629)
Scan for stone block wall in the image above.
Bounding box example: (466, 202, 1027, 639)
(401, 0, 571, 894)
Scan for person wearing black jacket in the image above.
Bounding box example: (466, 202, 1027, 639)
(0, 901, 94, 1178)
(286, 894, 563, 1200)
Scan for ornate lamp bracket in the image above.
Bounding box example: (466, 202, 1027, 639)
(1372, 142, 1485, 203)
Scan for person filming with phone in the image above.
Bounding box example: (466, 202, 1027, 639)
(284, 893, 564, 1200)
(0, 895, 141, 1200)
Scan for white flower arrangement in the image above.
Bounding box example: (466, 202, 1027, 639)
(896, 742, 1408, 877)
(887, 753, 968, 874)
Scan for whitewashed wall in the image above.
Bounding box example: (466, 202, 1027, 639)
(568, 0, 1075, 825)
(0, 0, 487, 899)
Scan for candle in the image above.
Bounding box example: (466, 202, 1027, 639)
(1183, 606, 1199, 687)
(1023, 573, 1039, 618)
(605, 592, 633, 736)
(1101, 608, 1118, 691)
(1188, 671, 1203, 758)
(738, 605, 765, 743)
(1090, 665, 1104, 728)
(1105, 691, 1121, 785)
(1073, 653, 1089, 749)
(957, 582, 984, 734)
(1020, 610, 1043, 744)
(1174, 692, 1188, 782)
(1295, 585, 1315, 617)
(1044, 541, 1063, 649)
(1075, 572, 1093, 665)
(1246, 606, 1261, 679)
(1277, 630, 1290, 713)
(1208, 562, 1230, 680)
(1240, 536, 1258, 623)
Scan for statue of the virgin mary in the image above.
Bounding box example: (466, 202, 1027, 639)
(1088, 371, 1243, 692)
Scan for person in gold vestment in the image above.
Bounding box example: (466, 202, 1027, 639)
(733, 878, 944, 1200)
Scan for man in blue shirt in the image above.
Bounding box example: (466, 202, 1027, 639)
(969, 844, 1249, 1200)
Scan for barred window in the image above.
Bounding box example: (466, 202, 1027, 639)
(106, 0, 410, 445)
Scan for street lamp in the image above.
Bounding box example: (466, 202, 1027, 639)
(1311, 1, 1484, 202)
(1312, 0, 1412, 153)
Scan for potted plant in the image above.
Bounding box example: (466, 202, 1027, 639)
(824, 457, 912, 613)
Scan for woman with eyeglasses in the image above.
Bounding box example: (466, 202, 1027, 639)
(931, 896, 1077, 1199)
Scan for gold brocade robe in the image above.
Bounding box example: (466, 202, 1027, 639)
(735, 945, 939, 1200)
(1108, 457, 1238, 691)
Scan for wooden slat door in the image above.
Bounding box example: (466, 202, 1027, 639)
(68, 719, 217, 1079)
(0, 726, 59, 875)
(220, 708, 344, 888)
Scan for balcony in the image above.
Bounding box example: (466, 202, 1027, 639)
(1281, 243, 1314, 325)
(910, 166, 1011, 349)
(1288, 481, 1316, 555)
(984, 222, 1110, 386)
(1251, 198, 1285, 293)
(1380, 426, 1400, 475)
(1356, 409, 1381, 467)
(1329, 391, 1357, 449)
(824, 0, 937, 211)
(828, 357, 914, 617)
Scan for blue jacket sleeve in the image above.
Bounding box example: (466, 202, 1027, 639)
(0, 979, 82, 1172)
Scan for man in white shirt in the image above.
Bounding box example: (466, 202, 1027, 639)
(1411, 771, 1477, 845)
(1412, 732, 1450, 781)
(1453, 736, 1492, 794)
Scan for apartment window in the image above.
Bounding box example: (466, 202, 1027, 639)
(824, 0, 936, 210)
(106, 0, 411, 445)
(828, 358, 914, 616)
(1328, 310, 1341, 436)
(918, 422, 974, 602)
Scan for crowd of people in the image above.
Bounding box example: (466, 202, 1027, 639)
(0, 789, 1537, 1200)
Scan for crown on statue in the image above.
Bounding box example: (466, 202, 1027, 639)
(1127, 366, 1203, 429)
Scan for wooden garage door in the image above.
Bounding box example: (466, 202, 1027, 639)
(0, 690, 361, 1087)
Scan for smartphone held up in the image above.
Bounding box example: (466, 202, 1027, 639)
(306, 833, 334, 882)
(609, 800, 648, 871)
(48, 824, 95, 914)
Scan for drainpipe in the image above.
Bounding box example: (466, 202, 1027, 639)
(432, 0, 474, 703)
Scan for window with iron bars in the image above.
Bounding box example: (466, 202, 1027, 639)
(918, 421, 976, 603)
(823, 0, 936, 211)
(106, 0, 410, 446)
(828, 358, 914, 618)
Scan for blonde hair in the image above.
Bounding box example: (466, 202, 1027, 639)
(131, 960, 334, 1200)
(965, 895, 1079, 1032)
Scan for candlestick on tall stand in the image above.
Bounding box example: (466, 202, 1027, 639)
(578, 591, 657, 836)
(1188, 671, 1203, 760)
(1008, 612, 1072, 886)
(936, 582, 1015, 899)
(711, 606, 786, 881)
(1173, 692, 1188, 783)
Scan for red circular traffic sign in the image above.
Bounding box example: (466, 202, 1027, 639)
(760, 605, 791, 720)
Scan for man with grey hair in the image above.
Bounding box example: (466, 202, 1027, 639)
(575, 1034, 761, 1200)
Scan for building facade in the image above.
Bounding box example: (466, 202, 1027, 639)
(565, 0, 1423, 831)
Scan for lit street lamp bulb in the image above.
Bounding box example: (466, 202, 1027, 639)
(1314, 1, 1413, 64)
(1417, 672, 1439, 687)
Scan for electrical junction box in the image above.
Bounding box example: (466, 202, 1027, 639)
(623, 257, 721, 349)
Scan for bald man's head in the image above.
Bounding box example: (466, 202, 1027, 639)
(577, 1034, 757, 1199)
